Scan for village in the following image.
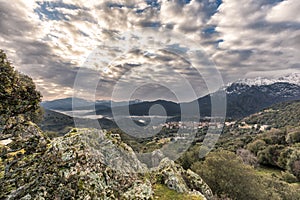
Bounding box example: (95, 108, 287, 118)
(108, 118, 272, 145)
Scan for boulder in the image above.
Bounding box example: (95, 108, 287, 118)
(154, 158, 213, 199)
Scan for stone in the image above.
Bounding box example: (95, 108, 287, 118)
(154, 158, 213, 199)
(122, 180, 153, 200)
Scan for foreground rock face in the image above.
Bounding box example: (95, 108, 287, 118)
(0, 125, 212, 199)
(155, 158, 213, 199)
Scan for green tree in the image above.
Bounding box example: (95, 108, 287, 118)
(247, 139, 266, 155)
(257, 144, 284, 167)
(287, 149, 300, 181)
(177, 145, 204, 169)
(0, 50, 42, 134)
(191, 150, 270, 200)
(286, 128, 300, 144)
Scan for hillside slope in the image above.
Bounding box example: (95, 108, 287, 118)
(242, 100, 300, 128)
(178, 100, 300, 199)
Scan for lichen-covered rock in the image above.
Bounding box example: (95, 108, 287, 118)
(0, 127, 147, 199)
(154, 158, 213, 200)
(156, 158, 189, 193)
(184, 169, 213, 199)
(122, 180, 153, 199)
(0, 122, 48, 199)
(151, 149, 165, 167)
(0, 126, 212, 200)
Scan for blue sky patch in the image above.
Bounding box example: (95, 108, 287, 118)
(34, 1, 79, 21)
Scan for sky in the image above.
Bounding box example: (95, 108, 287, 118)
(0, 0, 299, 101)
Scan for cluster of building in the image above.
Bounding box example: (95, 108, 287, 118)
(107, 120, 271, 143)
(162, 121, 227, 130)
(238, 122, 270, 131)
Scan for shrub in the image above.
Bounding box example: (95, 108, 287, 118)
(191, 150, 269, 200)
(287, 149, 300, 180)
(280, 171, 298, 183)
(257, 145, 285, 167)
(247, 139, 266, 155)
(262, 175, 300, 199)
(262, 129, 286, 145)
(277, 147, 293, 169)
(286, 129, 300, 144)
(236, 148, 258, 167)
(177, 145, 204, 169)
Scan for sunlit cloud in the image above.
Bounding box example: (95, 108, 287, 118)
(0, 0, 299, 100)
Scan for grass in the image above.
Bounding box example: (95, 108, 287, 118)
(153, 184, 204, 200)
(256, 165, 282, 178)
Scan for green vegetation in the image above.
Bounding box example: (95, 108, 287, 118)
(243, 100, 300, 128)
(287, 148, 300, 180)
(177, 145, 203, 169)
(0, 50, 42, 134)
(39, 109, 117, 135)
(190, 150, 300, 199)
(191, 151, 269, 200)
(40, 109, 74, 135)
(286, 127, 300, 144)
(105, 100, 300, 199)
(153, 184, 204, 200)
(175, 100, 300, 199)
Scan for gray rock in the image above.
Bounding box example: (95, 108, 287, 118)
(154, 158, 213, 199)
(122, 180, 153, 200)
(0, 126, 213, 200)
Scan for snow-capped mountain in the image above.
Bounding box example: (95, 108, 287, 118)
(230, 73, 300, 87)
(225, 73, 300, 95)
(221, 73, 300, 118)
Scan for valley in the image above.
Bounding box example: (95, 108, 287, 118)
(1, 48, 300, 199)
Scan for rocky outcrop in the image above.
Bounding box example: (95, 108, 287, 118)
(0, 125, 212, 199)
(154, 158, 213, 200)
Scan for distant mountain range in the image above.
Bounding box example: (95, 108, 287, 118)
(223, 81, 300, 118)
(228, 73, 300, 87)
(41, 73, 300, 120)
(41, 98, 142, 111)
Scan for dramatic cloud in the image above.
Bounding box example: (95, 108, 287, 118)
(0, 1, 80, 99)
(209, 0, 300, 81)
(0, 0, 299, 101)
(266, 0, 300, 23)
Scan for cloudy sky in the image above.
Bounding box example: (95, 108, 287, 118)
(0, 0, 299, 101)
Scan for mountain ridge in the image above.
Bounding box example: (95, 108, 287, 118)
(226, 72, 300, 87)
(41, 73, 300, 120)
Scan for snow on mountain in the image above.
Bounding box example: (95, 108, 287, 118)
(232, 73, 300, 87)
(223, 73, 300, 95)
